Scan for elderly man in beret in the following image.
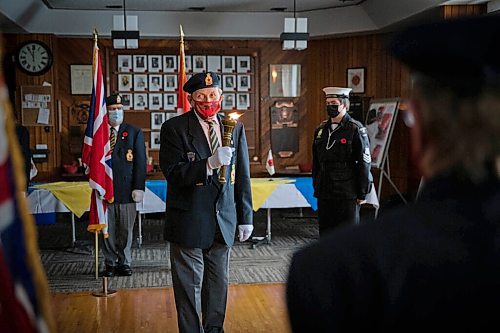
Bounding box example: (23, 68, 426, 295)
(160, 72, 253, 333)
(102, 93, 146, 277)
(287, 16, 500, 332)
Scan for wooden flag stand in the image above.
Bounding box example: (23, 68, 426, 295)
(92, 277, 117, 298)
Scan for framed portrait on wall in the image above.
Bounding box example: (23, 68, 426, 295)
(165, 111, 177, 121)
(134, 93, 148, 110)
(117, 55, 132, 72)
(178, 55, 192, 72)
(222, 56, 235, 73)
(148, 55, 162, 73)
(149, 93, 163, 110)
(164, 93, 177, 110)
(121, 93, 132, 110)
(163, 55, 177, 73)
(236, 93, 249, 110)
(347, 67, 365, 94)
(118, 74, 133, 91)
(149, 74, 163, 92)
(164, 74, 177, 91)
(151, 112, 165, 130)
(133, 55, 147, 72)
(223, 75, 236, 91)
(150, 132, 161, 150)
(207, 55, 221, 72)
(237, 56, 250, 73)
(237, 75, 250, 91)
(222, 93, 235, 110)
(192, 55, 206, 73)
(134, 74, 148, 91)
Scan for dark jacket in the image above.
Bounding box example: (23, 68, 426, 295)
(111, 123, 146, 204)
(287, 169, 500, 332)
(312, 113, 371, 200)
(159, 110, 253, 249)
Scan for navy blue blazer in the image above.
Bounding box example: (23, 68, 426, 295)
(111, 123, 146, 204)
(159, 110, 253, 249)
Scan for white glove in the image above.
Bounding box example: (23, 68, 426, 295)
(207, 147, 234, 169)
(132, 189, 144, 203)
(238, 225, 254, 242)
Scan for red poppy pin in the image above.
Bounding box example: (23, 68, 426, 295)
(122, 131, 128, 139)
(340, 138, 347, 144)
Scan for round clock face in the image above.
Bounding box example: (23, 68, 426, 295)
(16, 41, 53, 75)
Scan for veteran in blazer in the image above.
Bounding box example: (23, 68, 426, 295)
(102, 94, 146, 278)
(160, 72, 253, 333)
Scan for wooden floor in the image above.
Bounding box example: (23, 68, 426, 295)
(52, 283, 291, 333)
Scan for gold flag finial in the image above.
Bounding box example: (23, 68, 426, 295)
(93, 28, 98, 43)
(180, 25, 184, 38)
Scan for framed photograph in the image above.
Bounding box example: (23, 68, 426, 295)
(118, 74, 132, 91)
(149, 93, 163, 110)
(347, 67, 365, 94)
(223, 75, 236, 91)
(133, 55, 147, 72)
(117, 55, 132, 72)
(121, 93, 132, 110)
(237, 75, 250, 91)
(149, 74, 163, 92)
(222, 56, 235, 73)
(192, 55, 206, 73)
(163, 55, 177, 73)
(134, 93, 148, 110)
(365, 99, 400, 168)
(269, 64, 301, 97)
(150, 132, 161, 150)
(237, 56, 251, 73)
(207, 55, 221, 72)
(222, 93, 235, 110)
(151, 112, 165, 130)
(164, 74, 177, 91)
(164, 93, 177, 110)
(134, 74, 148, 91)
(236, 93, 250, 110)
(70, 64, 92, 95)
(148, 55, 162, 73)
(178, 55, 192, 72)
(165, 112, 177, 121)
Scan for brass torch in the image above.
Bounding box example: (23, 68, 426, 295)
(219, 113, 240, 183)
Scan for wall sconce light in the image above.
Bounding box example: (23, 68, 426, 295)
(111, 0, 139, 49)
(280, 0, 309, 50)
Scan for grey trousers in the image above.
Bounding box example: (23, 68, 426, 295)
(170, 240, 231, 333)
(102, 202, 137, 267)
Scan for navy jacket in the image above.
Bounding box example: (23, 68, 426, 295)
(111, 123, 146, 204)
(159, 110, 253, 249)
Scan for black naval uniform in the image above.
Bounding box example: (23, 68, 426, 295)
(312, 113, 371, 235)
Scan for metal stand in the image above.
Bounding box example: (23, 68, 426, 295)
(92, 277, 117, 297)
(137, 213, 143, 248)
(375, 157, 407, 218)
(71, 213, 76, 246)
(250, 208, 272, 249)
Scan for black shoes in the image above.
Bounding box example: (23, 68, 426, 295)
(116, 265, 133, 276)
(102, 266, 115, 277)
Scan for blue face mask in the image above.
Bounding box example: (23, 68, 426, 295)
(108, 109, 124, 126)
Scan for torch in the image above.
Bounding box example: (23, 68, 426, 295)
(219, 112, 241, 183)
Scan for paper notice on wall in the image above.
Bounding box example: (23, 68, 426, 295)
(37, 108, 50, 124)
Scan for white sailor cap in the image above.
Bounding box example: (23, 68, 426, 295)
(322, 87, 352, 99)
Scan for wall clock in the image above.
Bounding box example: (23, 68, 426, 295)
(16, 40, 53, 76)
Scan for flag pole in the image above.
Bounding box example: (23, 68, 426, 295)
(93, 27, 99, 281)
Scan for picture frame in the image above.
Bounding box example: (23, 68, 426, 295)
(178, 55, 192, 72)
(164, 93, 177, 110)
(151, 112, 165, 130)
(148, 55, 162, 73)
(222, 93, 235, 110)
(150, 132, 161, 150)
(163, 55, 177, 73)
(165, 111, 177, 121)
(222, 56, 235, 73)
(149, 74, 163, 92)
(223, 75, 236, 91)
(237, 75, 250, 91)
(207, 55, 221, 72)
(269, 64, 301, 97)
(346, 67, 366, 94)
(149, 93, 163, 110)
(237, 56, 250, 73)
(133, 55, 147, 72)
(236, 93, 250, 110)
(134, 93, 148, 110)
(118, 74, 133, 91)
(117, 55, 132, 72)
(121, 93, 132, 110)
(70, 64, 92, 95)
(192, 55, 207, 73)
(134, 74, 148, 91)
(164, 74, 177, 91)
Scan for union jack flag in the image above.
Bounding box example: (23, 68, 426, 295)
(82, 39, 114, 236)
(0, 68, 54, 331)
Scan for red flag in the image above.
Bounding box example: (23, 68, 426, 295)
(82, 39, 114, 236)
(266, 149, 275, 176)
(0, 62, 55, 331)
(177, 25, 190, 113)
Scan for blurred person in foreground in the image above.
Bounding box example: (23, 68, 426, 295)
(287, 15, 500, 332)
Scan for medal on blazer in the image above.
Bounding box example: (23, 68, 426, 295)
(126, 149, 134, 161)
(230, 164, 236, 185)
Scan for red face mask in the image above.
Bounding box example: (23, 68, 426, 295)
(193, 97, 222, 119)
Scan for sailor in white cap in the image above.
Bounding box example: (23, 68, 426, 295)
(311, 87, 372, 235)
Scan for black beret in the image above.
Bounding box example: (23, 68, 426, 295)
(183, 72, 221, 94)
(388, 15, 500, 92)
(106, 94, 122, 106)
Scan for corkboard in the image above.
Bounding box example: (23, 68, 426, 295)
(20, 85, 54, 126)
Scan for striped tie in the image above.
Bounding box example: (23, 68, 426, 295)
(110, 127, 116, 152)
(206, 120, 220, 153)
